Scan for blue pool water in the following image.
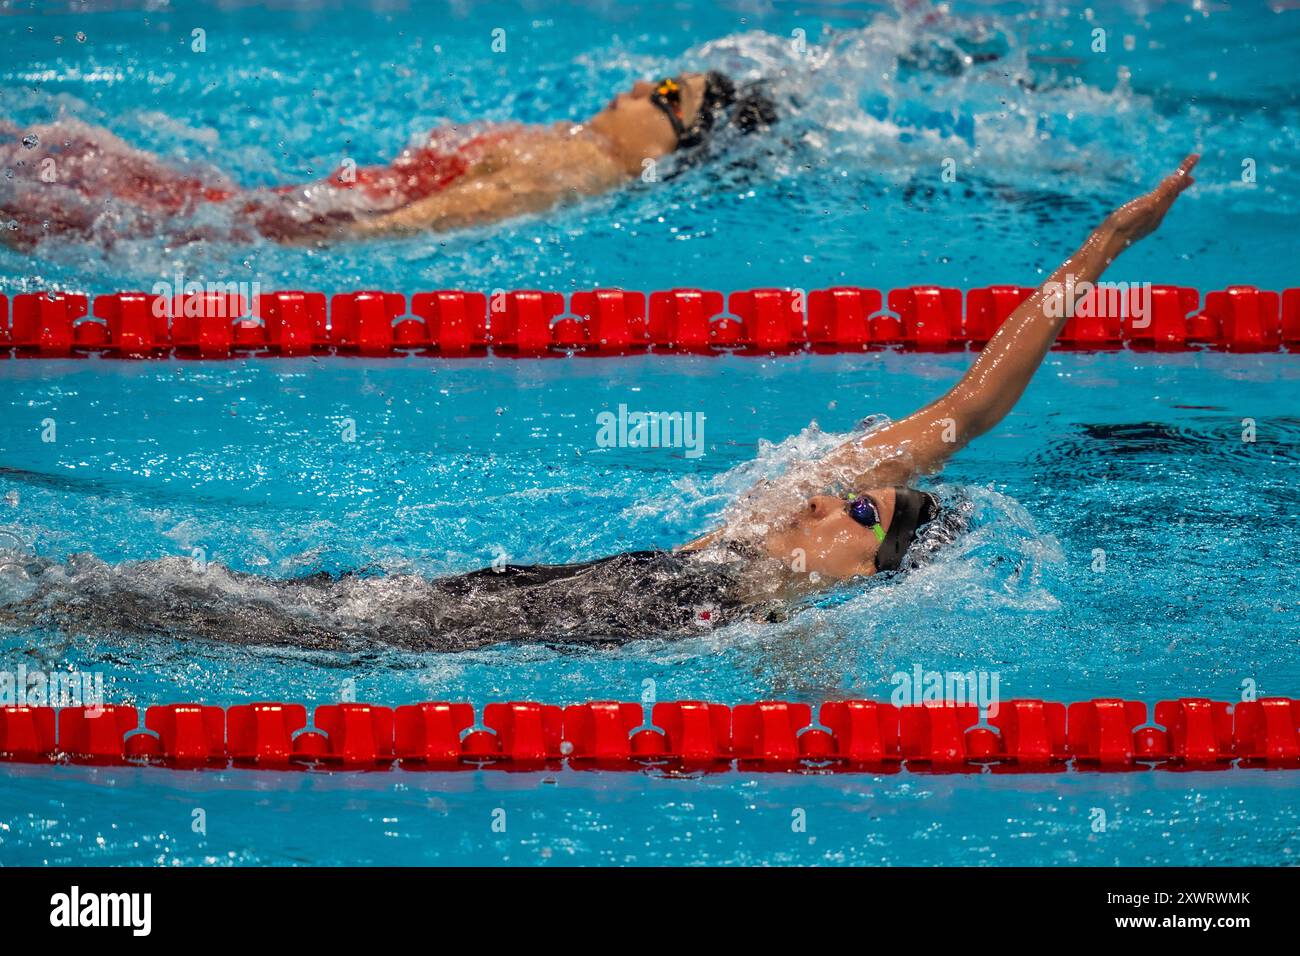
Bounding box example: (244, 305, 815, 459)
(2, 354, 1297, 865)
(2, 0, 1299, 866)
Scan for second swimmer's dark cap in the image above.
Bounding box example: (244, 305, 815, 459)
(679, 71, 779, 149)
(875, 487, 941, 573)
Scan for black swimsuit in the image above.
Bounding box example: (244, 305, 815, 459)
(427, 549, 755, 648)
(1, 547, 762, 653)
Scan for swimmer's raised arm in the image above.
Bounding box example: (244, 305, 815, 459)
(679, 155, 1198, 554)
(822, 154, 1200, 490)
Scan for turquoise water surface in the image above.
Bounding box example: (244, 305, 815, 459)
(1, 0, 1298, 866)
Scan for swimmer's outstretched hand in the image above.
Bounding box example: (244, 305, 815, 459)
(1102, 153, 1199, 251)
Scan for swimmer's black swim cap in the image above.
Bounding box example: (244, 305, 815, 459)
(678, 71, 779, 149)
(875, 487, 941, 573)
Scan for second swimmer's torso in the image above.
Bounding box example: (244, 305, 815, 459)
(0, 546, 784, 653)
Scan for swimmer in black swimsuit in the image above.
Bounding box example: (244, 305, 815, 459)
(0, 547, 765, 652)
(0, 157, 1197, 650)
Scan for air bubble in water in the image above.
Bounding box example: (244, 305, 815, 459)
(21, 134, 38, 149)
(0, 564, 36, 606)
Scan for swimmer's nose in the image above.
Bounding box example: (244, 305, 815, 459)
(806, 495, 842, 520)
(630, 80, 654, 98)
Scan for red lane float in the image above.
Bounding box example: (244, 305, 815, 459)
(169, 291, 249, 358)
(8, 292, 88, 356)
(144, 703, 226, 764)
(394, 702, 475, 765)
(564, 701, 643, 766)
(93, 292, 169, 356)
(806, 287, 879, 352)
(820, 700, 901, 765)
(255, 291, 328, 356)
(568, 289, 647, 354)
(648, 288, 724, 352)
(1201, 285, 1282, 353)
(0, 706, 56, 761)
(733, 700, 811, 766)
(329, 291, 406, 356)
(2, 697, 1297, 773)
(2, 285, 1295, 357)
(410, 291, 488, 355)
(728, 289, 805, 352)
(1284, 288, 1300, 350)
(226, 701, 308, 766)
(1235, 698, 1300, 764)
(966, 285, 1034, 346)
(886, 286, 965, 350)
(57, 704, 140, 763)
(492, 290, 566, 355)
(1066, 699, 1150, 766)
(1128, 285, 1199, 351)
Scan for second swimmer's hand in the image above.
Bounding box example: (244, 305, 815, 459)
(1101, 153, 1199, 254)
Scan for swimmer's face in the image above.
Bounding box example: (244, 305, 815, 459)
(588, 72, 707, 172)
(761, 489, 897, 581)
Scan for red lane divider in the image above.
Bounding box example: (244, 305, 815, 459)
(255, 291, 328, 356)
(8, 292, 88, 356)
(806, 287, 879, 351)
(2, 697, 1297, 773)
(2, 285, 1296, 357)
(494, 290, 566, 355)
(93, 292, 168, 356)
(227, 701, 307, 766)
(410, 291, 488, 355)
(648, 288, 724, 352)
(568, 288, 647, 354)
(887, 286, 966, 351)
(966, 285, 1034, 347)
(144, 703, 225, 764)
(329, 291, 406, 356)
(1236, 698, 1300, 763)
(564, 701, 643, 766)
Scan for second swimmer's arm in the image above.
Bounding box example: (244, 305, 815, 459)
(821, 153, 1200, 486)
(351, 179, 550, 236)
(351, 135, 629, 238)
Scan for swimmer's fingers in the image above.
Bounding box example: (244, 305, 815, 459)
(1104, 153, 1199, 245)
(1151, 153, 1199, 207)
(1167, 153, 1199, 193)
(1137, 154, 1197, 231)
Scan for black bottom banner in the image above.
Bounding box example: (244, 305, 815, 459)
(0, 866, 1288, 940)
